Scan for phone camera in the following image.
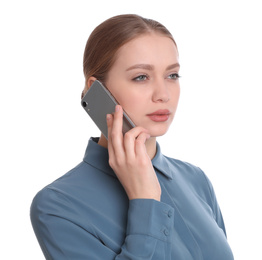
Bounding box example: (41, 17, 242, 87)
(82, 101, 87, 107)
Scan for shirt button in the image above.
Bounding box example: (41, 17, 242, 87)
(164, 229, 169, 236)
(167, 210, 173, 218)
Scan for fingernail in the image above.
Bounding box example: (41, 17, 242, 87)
(106, 114, 112, 120)
(115, 105, 120, 112)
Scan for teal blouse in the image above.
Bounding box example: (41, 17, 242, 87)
(31, 137, 234, 259)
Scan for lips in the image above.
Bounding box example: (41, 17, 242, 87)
(147, 109, 171, 122)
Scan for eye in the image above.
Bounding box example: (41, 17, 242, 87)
(132, 74, 148, 81)
(167, 73, 181, 80)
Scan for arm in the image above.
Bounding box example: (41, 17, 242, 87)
(30, 105, 173, 259)
(30, 190, 118, 260)
(200, 169, 227, 236)
(31, 189, 174, 260)
(117, 199, 174, 259)
(106, 105, 174, 259)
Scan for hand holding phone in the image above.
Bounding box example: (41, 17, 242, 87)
(81, 80, 135, 139)
(82, 80, 161, 200)
(106, 105, 161, 201)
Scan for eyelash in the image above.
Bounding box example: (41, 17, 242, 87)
(168, 73, 181, 80)
(132, 74, 149, 81)
(132, 73, 181, 82)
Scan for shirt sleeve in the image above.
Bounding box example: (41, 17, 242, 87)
(200, 169, 227, 237)
(117, 199, 174, 259)
(30, 189, 174, 260)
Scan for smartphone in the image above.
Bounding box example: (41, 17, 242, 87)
(81, 80, 135, 139)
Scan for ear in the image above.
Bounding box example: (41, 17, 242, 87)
(87, 76, 97, 88)
(81, 76, 97, 99)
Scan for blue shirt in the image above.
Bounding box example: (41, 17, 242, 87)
(31, 137, 234, 259)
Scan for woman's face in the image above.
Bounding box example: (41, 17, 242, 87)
(105, 33, 180, 137)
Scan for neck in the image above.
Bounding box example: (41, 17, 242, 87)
(98, 133, 157, 160)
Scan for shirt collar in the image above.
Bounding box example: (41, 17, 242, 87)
(83, 137, 174, 180)
(152, 142, 174, 179)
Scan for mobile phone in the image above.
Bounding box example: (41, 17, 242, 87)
(81, 80, 135, 139)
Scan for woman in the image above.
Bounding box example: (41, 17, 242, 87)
(31, 14, 234, 259)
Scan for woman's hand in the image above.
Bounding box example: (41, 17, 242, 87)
(107, 105, 161, 201)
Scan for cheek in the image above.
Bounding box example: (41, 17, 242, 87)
(122, 98, 143, 117)
(117, 94, 147, 126)
(116, 91, 146, 111)
(171, 86, 180, 104)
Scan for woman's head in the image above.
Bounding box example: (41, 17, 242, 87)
(83, 14, 180, 139)
(82, 14, 177, 96)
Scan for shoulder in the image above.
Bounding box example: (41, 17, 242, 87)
(164, 155, 215, 202)
(31, 161, 93, 217)
(164, 155, 207, 181)
(163, 156, 224, 221)
(30, 182, 72, 224)
(30, 159, 126, 223)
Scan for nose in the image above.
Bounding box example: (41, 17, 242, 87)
(152, 80, 170, 103)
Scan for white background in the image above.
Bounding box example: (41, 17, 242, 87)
(1, 0, 261, 259)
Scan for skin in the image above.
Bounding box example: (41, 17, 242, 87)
(87, 33, 180, 201)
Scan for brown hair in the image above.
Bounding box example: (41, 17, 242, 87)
(82, 14, 176, 97)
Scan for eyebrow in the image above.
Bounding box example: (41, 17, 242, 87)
(166, 63, 180, 70)
(126, 64, 154, 71)
(126, 63, 180, 71)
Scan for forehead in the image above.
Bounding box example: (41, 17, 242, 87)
(114, 33, 179, 68)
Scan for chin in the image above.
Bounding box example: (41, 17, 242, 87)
(148, 126, 170, 138)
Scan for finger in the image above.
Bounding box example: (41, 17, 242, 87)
(109, 105, 125, 161)
(106, 113, 114, 154)
(111, 105, 123, 136)
(124, 126, 149, 137)
(124, 127, 149, 162)
(123, 131, 136, 162)
(135, 132, 151, 158)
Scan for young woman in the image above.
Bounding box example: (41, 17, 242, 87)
(31, 14, 234, 259)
